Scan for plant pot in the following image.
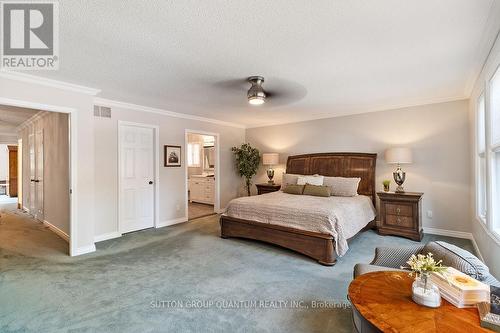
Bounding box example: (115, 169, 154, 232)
(412, 274, 441, 308)
(383, 184, 390, 192)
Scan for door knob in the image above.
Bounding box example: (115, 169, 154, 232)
(149, 181, 153, 184)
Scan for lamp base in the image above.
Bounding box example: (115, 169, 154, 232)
(393, 167, 406, 193)
(266, 168, 275, 184)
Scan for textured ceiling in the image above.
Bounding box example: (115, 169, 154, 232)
(32, 0, 498, 127)
(0, 105, 39, 136)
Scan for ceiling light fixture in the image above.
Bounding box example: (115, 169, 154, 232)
(247, 76, 266, 105)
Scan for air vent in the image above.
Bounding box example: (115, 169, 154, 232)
(93, 105, 112, 118)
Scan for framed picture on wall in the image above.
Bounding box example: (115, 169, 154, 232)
(164, 145, 181, 167)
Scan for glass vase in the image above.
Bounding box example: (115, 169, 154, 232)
(411, 273, 441, 308)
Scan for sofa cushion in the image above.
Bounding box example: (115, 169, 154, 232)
(422, 241, 489, 281)
(353, 263, 406, 279)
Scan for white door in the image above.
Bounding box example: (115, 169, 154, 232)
(35, 130, 44, 220)
(120, 124, 155, 233)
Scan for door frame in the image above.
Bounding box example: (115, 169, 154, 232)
(184, 129, 221, 218)
(0, 97, 76, 256)
(117, 121, 160, 234)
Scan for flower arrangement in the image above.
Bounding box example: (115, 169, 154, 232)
(402, 252, 447, 291)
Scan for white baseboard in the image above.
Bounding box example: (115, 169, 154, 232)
(94, 231, 122, 243)
(157, 216, 188, 228)
(43, 220, 69, 242)
(72, 244, 96, 256)
(423, 227, 484, 262)
(423, 227, 472, 239)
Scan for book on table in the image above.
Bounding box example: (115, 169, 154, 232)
(430, 267, 490, 308)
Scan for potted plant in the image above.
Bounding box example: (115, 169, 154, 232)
(231, 143, 260, 196)
(382, 180, 391, 192)
(403, 253, 446, 308)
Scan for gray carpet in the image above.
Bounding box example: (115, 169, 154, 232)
(0, 205, 475, 333)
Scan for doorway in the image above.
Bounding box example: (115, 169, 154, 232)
(185, 130, 219, 220)
(0, 144, 18, 204)
(118, 122, 159, 234)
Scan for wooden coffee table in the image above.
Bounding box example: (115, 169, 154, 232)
(348, 271, 491, 333)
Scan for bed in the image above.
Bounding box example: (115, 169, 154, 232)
(220, 152, 377, 265)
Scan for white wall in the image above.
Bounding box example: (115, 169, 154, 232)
(0, 144, 7, 181)
(246, 100, 471, 233)
(93, 106, 245, 239)
(0, 76, 96, 255)
(468, 29, 500, 278)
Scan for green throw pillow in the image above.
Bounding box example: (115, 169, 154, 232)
(283, 184, 305, 195)
(303, 184, 331, 197)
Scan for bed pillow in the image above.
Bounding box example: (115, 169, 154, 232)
(297, 175, 324, 186)
(281, 173, 301, 187)
(323, 176, 361, 196)
(303, 184, 331, 197)
(282, 184, 305, 195)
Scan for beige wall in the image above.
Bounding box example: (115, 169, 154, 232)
(19, 112, 70, 235)
(93, 107, 245, 238)
(246, 100, 471, 233)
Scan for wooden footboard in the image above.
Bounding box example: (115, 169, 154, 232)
(220, 215, 337, 265)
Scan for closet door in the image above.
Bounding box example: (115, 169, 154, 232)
(35, 130, 44, 221)
(28, 133, 36, 214)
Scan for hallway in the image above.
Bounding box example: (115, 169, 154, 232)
(0, 203, 68, 258)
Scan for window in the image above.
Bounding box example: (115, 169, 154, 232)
(187, 143, 200, 167)
(476, 94, 487, 221)
(490, 66, 500, 235)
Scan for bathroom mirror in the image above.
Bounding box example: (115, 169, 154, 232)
(203, 146, 215, 170)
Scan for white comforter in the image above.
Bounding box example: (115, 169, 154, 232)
(224, 191, 376, 256)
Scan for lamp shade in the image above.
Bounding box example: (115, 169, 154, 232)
(262, 153, 279, 165)
(385, 147, 412, 164)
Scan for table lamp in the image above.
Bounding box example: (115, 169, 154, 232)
(262, 153, 279, 184)
(385, 147, 412, 193)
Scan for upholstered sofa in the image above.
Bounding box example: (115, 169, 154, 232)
(354, 241, 499, 286)
(351, 241, 499, 333)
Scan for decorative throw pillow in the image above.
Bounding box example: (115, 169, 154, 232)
(281, 173, 301, 187)
(282, 184, 305, 195)
(303, 184, 331, 197)
(421, 241, 490, 281)
(323, 176, 360, 196)
(297, 175, 324, 186)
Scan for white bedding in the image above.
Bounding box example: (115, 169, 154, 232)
(224, 191, 376, 256)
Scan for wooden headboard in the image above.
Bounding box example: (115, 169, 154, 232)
(286, 152, 377, 204)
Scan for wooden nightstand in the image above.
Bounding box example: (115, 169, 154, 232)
(377, 191, 423, 241)
(256, 183, 281, 195)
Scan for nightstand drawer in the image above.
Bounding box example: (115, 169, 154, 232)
(385, 203, 413, 217)
(386, 215, 413, 228)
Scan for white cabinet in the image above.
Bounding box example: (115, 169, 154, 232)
(189, 177, 215, 204)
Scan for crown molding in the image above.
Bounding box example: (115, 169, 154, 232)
(16, 111, 50, 131)
(464, 1, 500, 97)
(0, 71, 101, 96)
(246, 95, 468, 129)
(93, 97, 246, 129)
